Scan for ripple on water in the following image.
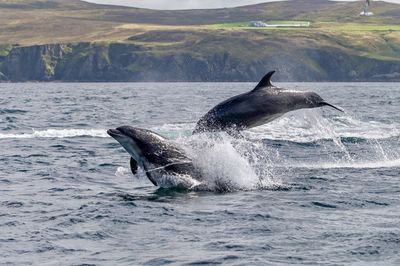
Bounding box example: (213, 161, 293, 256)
(2, 201, 24, 208)
(0, 109, 28, 114)
(312, 201, 337, 209)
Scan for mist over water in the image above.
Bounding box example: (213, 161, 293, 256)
(0, 82, 399, 264)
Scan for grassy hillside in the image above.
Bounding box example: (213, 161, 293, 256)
(0, 0, 399, 45)
(0, 0, 400, 81)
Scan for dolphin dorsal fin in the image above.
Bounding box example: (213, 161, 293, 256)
(252, 71, 276, 92)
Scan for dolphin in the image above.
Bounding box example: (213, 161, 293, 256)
(193, 71, 343, 134)
(108, 126, 202, 188)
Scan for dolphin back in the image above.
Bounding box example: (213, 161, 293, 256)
(193, 71, 278, 133)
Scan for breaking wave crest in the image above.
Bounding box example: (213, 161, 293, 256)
(291, 159, 400, 170)
(1, 111, 398, 142)
(154, 112, 399, 143)
(0, 129, 108, 139)
(247, 111, 399, 142)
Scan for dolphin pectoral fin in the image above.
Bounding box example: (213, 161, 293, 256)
(129, 157, 157, 187)
(142, 164, 158, 186)
(252, 70, 276, 91)
(130, 157, 138, 175)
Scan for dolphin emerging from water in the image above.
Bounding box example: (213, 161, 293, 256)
(193, 71, 343, 134)
(108, 126, 202, 188)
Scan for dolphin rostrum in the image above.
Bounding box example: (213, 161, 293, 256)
(108, 126, 202, 188)
(193, 70, 343, 134)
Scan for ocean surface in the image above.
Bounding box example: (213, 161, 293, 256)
(0, 82, 399, 265)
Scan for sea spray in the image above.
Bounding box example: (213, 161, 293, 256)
(246, 110, 399, 142)
(306, 110, 354, 163)
(180, 133, 281, 191)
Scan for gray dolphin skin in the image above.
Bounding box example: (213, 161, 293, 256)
(107, 126, 201, 188)
(193, 70, 343, 134)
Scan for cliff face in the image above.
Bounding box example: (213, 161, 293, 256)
(0, 43, 399, 82)
(1, 44, 67, 81)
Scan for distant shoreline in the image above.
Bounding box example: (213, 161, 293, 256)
(1, 1, 400, 82)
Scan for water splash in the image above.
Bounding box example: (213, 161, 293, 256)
(115, 166, 131, 177)
(176, 133, 282, 191)
(304, 111, 354, 163)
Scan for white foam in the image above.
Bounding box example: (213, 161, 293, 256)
(115, 166, 131, 177)
(293, 159, 400, 170)
(1, 112, 397, 142)
(0, 129, 108, 139)
(156, 115, 399, 144)
(246, 111, 399, 142)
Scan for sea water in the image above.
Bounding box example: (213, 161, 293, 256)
(0, 82, 399, 265)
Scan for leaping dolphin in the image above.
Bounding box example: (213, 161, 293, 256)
(108, 126, 202, 189)
(193, 70, 343, 134)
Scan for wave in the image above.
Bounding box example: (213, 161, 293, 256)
(154, 113, 399, 143)
(291, 159, 400, 170)
(246, 112, 399, 143)
(0, 129, 108, 139)
(1, 112, 398, 142)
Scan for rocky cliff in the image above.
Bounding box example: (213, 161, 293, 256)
(0, 42, 399, 82)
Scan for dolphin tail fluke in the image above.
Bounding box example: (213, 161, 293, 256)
(252, 70, 276, 91)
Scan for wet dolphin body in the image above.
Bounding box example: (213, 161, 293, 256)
(108, 126, 202, 188)
(193, 71, 343, 134)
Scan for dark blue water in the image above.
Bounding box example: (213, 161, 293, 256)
(0, 83, 399, 265)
